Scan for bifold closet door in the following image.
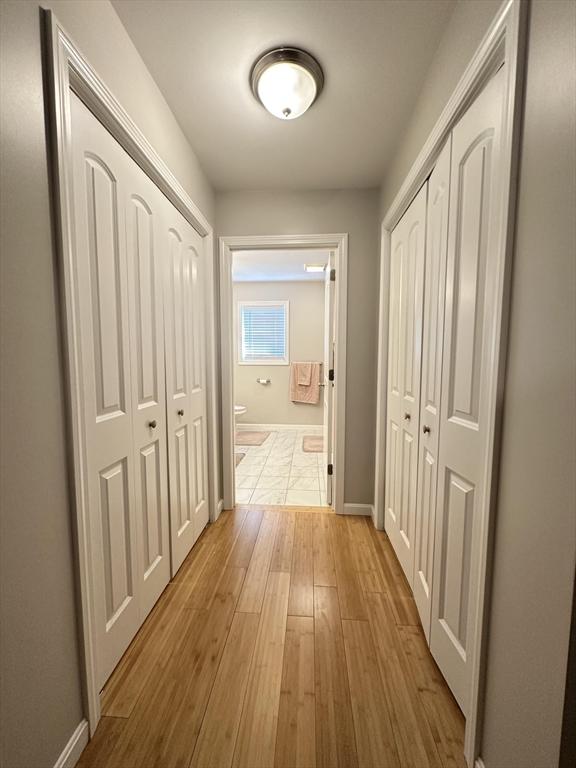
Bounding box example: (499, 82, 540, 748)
(125, 164, 171, 620)
(413, 137, 451, 640)
(164, 206, 210, 575)
(70, 93, 170, 688)
(384, 183, 427, 585)
(430, 66, 505, 715)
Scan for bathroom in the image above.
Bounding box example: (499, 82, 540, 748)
(232, 249, 331, 507)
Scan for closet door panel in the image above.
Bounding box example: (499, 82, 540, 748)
(385, 421, 400, 529)
(99, 459, 133, 620)
(70, 93, 140, 689)
(164, 213, 209, 574)
(165, 227, 195, 573)
(430, 67, 505, 715)
(139, 441, 163, 574)
(384, 183, 427, 585)
(130, 198, 158, 408)
(189, 243, 210, 534)
(384, 234, 403, 534)
(125, 176, 170, 619)
(413, 137, 451, 639)
(86, 159, 127, 419)
(175, 424, 192, 532)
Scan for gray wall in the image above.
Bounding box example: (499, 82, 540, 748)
(0, 5, 84, 765)
(377, 1, 576, 765)
(47, 0, 215, 220)
(0, 2, 214, 766)
(234, 281, 325, 426)
(481, 2, 576, 766)
(217, 189, 380, 505)
(379, 0, 502, 218)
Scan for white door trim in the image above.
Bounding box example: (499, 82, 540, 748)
(43, 10, 219, 736)
(219, 233, 348, 515)
(373, 0, 527, 763)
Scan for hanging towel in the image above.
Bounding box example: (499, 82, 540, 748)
(297, 361, 312, 385)
(290, 362, 321, 404)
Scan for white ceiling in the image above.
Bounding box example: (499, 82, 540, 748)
(112, 0, 455, 191)
(232, 249, 330, 282)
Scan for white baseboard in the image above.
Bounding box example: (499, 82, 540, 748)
(53, 719, 89, 768)
(343, 502, 373, 517)
(236, 423, 323, 432)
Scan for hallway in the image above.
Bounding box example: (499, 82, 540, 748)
(78, 505, 465, 768)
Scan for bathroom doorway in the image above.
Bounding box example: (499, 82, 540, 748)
(219, 235, 348, 513)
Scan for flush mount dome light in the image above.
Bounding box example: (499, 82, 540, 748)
(250, 47, 324, 120)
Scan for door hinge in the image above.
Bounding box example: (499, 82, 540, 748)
(328, 368, 334, 382)
(327, 463, 333, 476)
(330, 268, 336, 282)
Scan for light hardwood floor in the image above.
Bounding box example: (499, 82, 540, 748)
(78, 505, 466, 768)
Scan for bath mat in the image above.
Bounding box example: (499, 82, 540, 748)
(235, 452, 245, 466)
(302, 435, 323, 453)
(235, 430, 270, 446)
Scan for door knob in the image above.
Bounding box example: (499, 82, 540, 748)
(404, 412, 411, 421)
(177, 409, 184, 416)
(423, 425, 431, 434)
(148, 419, 157, 429)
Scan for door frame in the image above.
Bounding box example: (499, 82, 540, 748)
(43, 11, 220, 735)
(373, 1, 527, 764)
(219, 234, 348, 514)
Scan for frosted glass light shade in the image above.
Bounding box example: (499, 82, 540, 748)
(251, 48, 324, 120)
(257, 62, 316, 120)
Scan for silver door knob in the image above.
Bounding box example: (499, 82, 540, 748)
(177, 409, 184, 416)
(423, 425, 431, 434)
(404, 412, 411, 421)
(148, 419, 157, 429)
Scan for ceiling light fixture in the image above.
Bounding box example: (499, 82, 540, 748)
(250, 47, 324, 120)
(304, 264, 327, 273)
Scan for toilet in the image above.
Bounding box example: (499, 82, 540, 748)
(234, 404, 247, 420)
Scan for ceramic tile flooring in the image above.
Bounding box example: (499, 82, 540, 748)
(235, 427, 327, 506)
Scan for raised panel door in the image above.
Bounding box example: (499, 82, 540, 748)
(384, 183, 427, 585)
(430, 67, 505, 714)
(70, 93, 140, 688)
(413, 137, 451, 639)
(164, 211, 209, 574)
(125, 175, 170, 620)
(188, 242, 209, 538)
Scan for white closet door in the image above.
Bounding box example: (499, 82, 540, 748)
(125, 173, 171, 620)
(430, 66, 505, 714)
(384, 183, 427, 584)
(164, 207, 209, 575)
(187, 227, 210, 539)
(70, 94, 141, 687)
(413, 137, 451, 639)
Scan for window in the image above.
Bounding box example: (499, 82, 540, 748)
(238, 301, 289, 365)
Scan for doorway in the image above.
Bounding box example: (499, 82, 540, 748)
(219, 234, 348, 513)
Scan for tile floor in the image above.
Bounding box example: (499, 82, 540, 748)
(235, 427, 328, 506)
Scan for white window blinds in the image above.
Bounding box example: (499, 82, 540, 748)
(238, 301, 289, 364)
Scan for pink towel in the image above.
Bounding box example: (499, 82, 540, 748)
(290, 362, 321, 404)
(297, 362, 312, 385)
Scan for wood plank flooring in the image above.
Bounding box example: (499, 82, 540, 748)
(78, 505, 466, 768)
